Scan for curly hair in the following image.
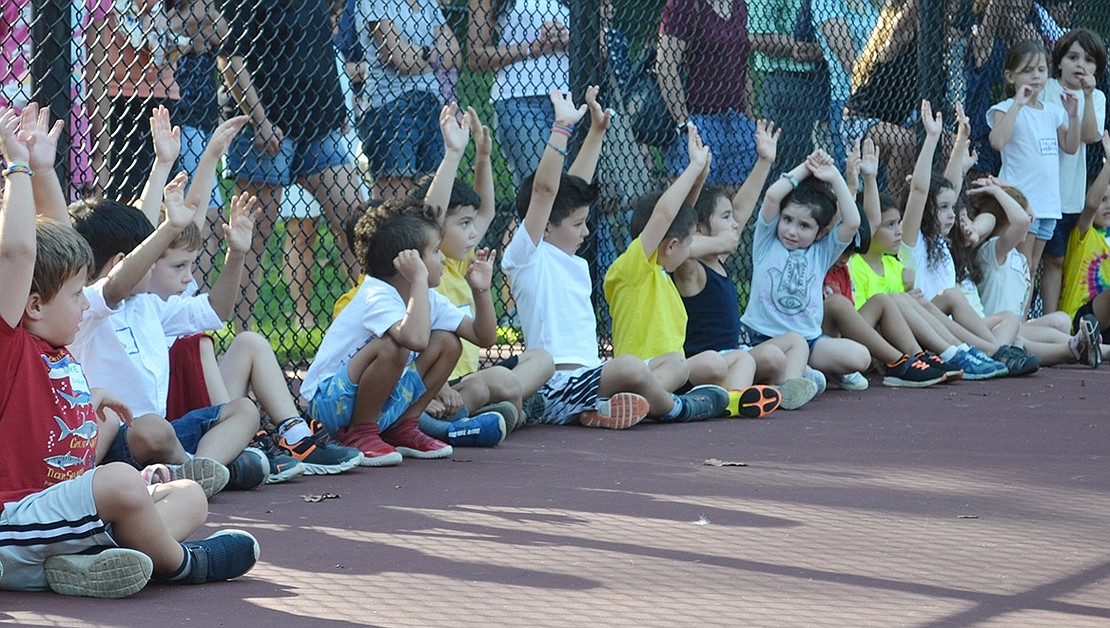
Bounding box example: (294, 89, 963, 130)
(353, 198, 441, 278)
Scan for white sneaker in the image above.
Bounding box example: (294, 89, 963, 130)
(837, 371, 870, 391)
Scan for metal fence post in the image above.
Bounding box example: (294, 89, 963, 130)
(30, 0, 73, 187)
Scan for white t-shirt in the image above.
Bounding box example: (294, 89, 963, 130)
(301, 276, 466, 402)
(501, 226, 601, 368)
(70, 280, 224, 417)
(898, 236, 955, 301)
(491, 0, 569, 101)
(356, 0, 442, 109)
(986, 97, 1069, 220)
(975, 236, 1031, 316)
(1042, 79, 1106, 214)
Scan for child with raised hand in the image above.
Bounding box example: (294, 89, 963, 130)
(412, 106, 554, 443)
(0, 108, 258, 599)
(70, 171, 267, 495)
(1061, 132, 1110, 352)
(674, 120, 818, 410)
(605, 125, 776, 419)
(1040, 29, 1107, 314)
(503, 87, 720, 430)
(987, 39, 1080, 307)
(739, 147, 871, 383)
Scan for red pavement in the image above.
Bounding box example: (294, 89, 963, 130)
(4, 366, 1110, 626)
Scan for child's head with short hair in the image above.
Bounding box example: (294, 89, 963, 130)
(629, 190, 697, 272)
(409, 174, 483, 261)
(68, 197, 155, 281)
(1002, 39, 1049, 99)
(1051, 28, 1107, 88)
(354, 198, 445, 286)
(692, 186, 738, 239)
(26, 217, 95, 346)
(515, 172, 599, 255)
(870, 198, 904, 256)
(147, 221, 203, 299)
(778, 178, 837, 250)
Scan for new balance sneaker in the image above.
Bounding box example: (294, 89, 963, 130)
(918, 351, 963, 382)
(381, 416, 453, 459)
(477, 400, 521, 433)
(579, 392, 650, 429)
(727, 385, 781, 418)
(952, 349, 1007, 380)
(168, 457, 229, 498)
(991, 344, 1041, 376)
(250, 429, 307, 484)
(779, 377, 819, 410)
(45, 548, 153, 598)
(278, 420, 363, 475)
(226, 447, 269, 490)
(338, 422, 403, 467)
(882, 355, 946, 388)
(670, 385, 730, 422)
(837, 371, 870, 391)
(446, 411, 507, 447)
(160, 530, 260, 584)
(969, 347, 1009, 377)
(1078, 314, 1102, 368)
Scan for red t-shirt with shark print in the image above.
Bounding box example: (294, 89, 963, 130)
(0, 318, 98, 509)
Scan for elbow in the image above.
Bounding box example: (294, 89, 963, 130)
(988, 136, 1006, 151)
(399, 332, 429, 353)
(467, 55, 487, 72)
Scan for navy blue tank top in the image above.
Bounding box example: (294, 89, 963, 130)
(681, 261, 741, 356)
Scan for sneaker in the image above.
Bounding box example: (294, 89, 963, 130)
(164, 529, 259, 584)
(952, 349, 1006, 380)
(168, 457, 229, 498)
(226, 447, 269, 490)
(522, 392, 546, 426)
(728, 385, 781, 418)
(804, 366, 827, 396)
(991, 345, 1041, 376)
(446, 411, 506, 447)
(44, 548, 153, 598)
(837, 371, 870, 391)
(670, 385, 729, 422)
(381, 416, 453, 459)
(778, 377, 818, 410)
(476, 400, 521, 433)
(338, 422, 403, 467)
(579, 392, 650, 429)
(970, 347, 1009, 377)
(1078, 314, 1102, 368)
(918, 351, 964, 382)
(882, 355, 946, 388)
(250, 430, 306, 484)
(278, 420, 364, 475)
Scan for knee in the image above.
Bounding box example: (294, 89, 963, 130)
(755, 347, 785, 374)
(522, 349, 555, 375)
(162, 480, 208, 522)
(781, 332, 806, 353)
(221, 398, 260, 424)
(605, 355, 654, 387)
(696, 351, 728, 382)
(428, 330, 462, 361)
(486, 366, 521, 398)
(847, 342, 872, 370)
(93, 463, 151, 510)
(127, 415, 180, 460)
(230, 330, 269, 355)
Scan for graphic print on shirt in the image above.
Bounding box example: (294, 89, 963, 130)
(41, 352, 97, 483)
(1087, 251, 1110, 300)
(768, 250, 813, 315)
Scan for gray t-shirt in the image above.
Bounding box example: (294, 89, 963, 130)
(356, 0, 444, 109)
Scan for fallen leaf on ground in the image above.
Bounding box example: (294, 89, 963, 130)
(302, 492, 341, 503)
(703, 458, 747, 467)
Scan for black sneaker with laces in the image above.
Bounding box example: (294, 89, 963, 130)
(991, 344, 1041, 376)
(918, 351, 964, 382)
(277, 419, 363, 475)
(883, 355, 946, 388)
(250, 429, 306, 484)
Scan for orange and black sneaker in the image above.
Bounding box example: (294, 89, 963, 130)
(882, 355, 946, 388)
(728, 385, 781, 418)
(277, 419, 364, 474)
(579, 392, 650, 429)
(249, 429, 306, 484)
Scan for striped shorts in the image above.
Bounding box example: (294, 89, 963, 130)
(529, 365, 605, 425)
(0, 468, 116, 591)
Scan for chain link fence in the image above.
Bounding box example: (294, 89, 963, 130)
(5, 0, 1107, 385)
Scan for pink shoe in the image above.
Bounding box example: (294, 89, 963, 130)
(338, 423, 403, 467)
(380, 416, 453, 459)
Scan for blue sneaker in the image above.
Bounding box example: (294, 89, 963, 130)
(670, 385, 730, 422)
(225, 447, 269, 490)
(952, 349, 1006, 380)
(446, 411, 507, 447)
(804, 366, 827, 395)
(969, 347, 1008, 377)
(164, 530, 259, 584)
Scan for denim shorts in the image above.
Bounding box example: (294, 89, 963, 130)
(740, 322, 826, 352)
(226, 127, 352, 186)
(178, 125, 223, 209)
(494, 95, 556, 187)
(665, 108, 756, 186)
(307, 360, 427, 435)
(357, 90, 443, 179)
(1029, 217, 1057, 241)
(1045, 213, 1079, 256)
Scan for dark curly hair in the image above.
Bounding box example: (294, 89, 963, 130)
(353, 198, 441, 278)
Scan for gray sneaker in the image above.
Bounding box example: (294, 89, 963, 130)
(671, 385, 730, 422)
(779, 377, 819, 410)
(168, 457, 230, 498)
(837, 371, 870, 391)
(477, 400, 521, 433)
(45, 548, 153, 598)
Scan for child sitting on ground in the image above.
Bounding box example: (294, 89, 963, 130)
(605, 125, 779, 418)
(0, 106, 257, 599)
(502, 87, 727, 430)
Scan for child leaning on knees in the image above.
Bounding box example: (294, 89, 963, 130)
(407, 106, 554, 446)
(0, 107, 258, 600)
(604, 124, 781, 419)
(501, 86, 728, 430)
(674, 119, 820, 410)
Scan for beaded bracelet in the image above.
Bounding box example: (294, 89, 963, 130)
(546, 141, 568, 156)
(2, 163, 32, 178)
(551, 120, 575, 137)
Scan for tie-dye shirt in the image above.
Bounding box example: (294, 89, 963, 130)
(1061, 225, 1110, 318)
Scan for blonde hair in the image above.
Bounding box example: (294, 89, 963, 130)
(32, 217, 94, 301)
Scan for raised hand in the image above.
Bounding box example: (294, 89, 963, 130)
(150, 105, 181, 165)
(468, 106, 492, 159)
(162, 171, 192, 228)
(1080, 72, 1097, 95)
(550, 88, 588, 126)
(584, 85, 612, 133)
(754, 119, 780, 163)
(1061, 90, 1079, 117)
(1014, 84, 1034, 107)
(956, 139, 978, 174)
(21, 103, 64, 172)
(860, 138, 880, 178)
(0, 108, 32, 165)
(954, 101, 971, 139)
(393, 249, 428, 283)
(440, 103, 470, 154)
(687, 123, 710, 172)
(805, 149, 841, 183)
(845, 137, 861, 187)
(466, 247, 496, 291)
(205, 115, 250, 157)
(222, 192, 260, 255)
(255, 119, 284, 156)
(920, 99, 942, 137)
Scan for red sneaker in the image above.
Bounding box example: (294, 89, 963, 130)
(338, 423, 403, 467)
(578, 392, 649, 430)
(380, 416, 453, 459)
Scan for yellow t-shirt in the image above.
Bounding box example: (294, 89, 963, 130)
(1061, 226, 1110, 318)
(436, 255, 479, 379)
(332, 276, 364, 319)
(847, 253, 905, 309)
(603, 237, 687, 360)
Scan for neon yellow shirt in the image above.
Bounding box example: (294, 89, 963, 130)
(1061, 226, 1110, 318)
(436, 255, 479, 379)
(604, 237, 687, 359)
(847, 253, 905, 309)
(332, 276, 363, 319)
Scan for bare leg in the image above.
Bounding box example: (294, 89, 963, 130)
(373, 174, 413, 202)
(302, 164, 363, 284)
(689, 350, 755, 390)
(347, 335, 409, 428)
(93, 463, 191, 575)
(509, 349, 555, 398)
(404, 331, 463, 419)
(198, 336, 230, 405)
(218, 331, 301, 423)
(193, 398, 260, 465)
(127, 414, 191, 465)
(149, 480, 207, 541)
(600, 354, 678, 415)
(233, 178, 282, 331)
(455, 366, 521, 413)
(759, 332, 809, 380)
(748, 342, 787, 383)
(866, 122, 916, 196)
(1041, 253, 1064, 314)
(823, 294, 903, 363)
(646, 352, 689, 392)
(809, 337, 871, 375)
(860, 294, 925, 356)
(283, 217, 317, 328)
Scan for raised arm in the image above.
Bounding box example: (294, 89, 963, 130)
(859, 138, 881, 235)
(732, 119, 780, 229)
(453, 248, 498, 347)
(0, 109, 36, 328)
(206, 192, 258, 320)
(761, 158, 812, 223)
(1057, 90, 1080, 155)
(968, 177, 1032, 262)
(901, 100, 942, 247)
(134, 106, 180, 225)
(469, 109, 497, 239)
(639, 126, 710, 256)
(808, 150, 860, 241)
(567, 86, 610, 182)
(183, 115, 249, 224)
(466, 0, 558, 72)
(1079, 74, 1102, 143)
(989, 86, 1030, 151)
(944, 101, 976, 190)
(424, 104, 471, 223)
(521, 89, 588, 245)
(21, 104, 68, 223)
(1078, 131, 1110, 234)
